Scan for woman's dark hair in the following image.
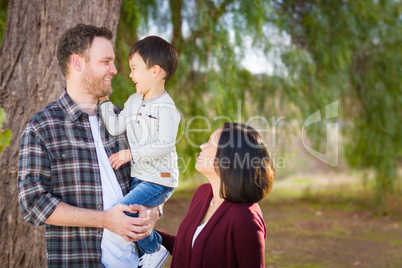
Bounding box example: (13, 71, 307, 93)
(128, 36, 178, 80)
(57, 24, 113, 78)
(216, 123, 274, 203)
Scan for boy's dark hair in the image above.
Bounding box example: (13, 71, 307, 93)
(57, 24, 113, 78)
(129, 36, 178, 80)
(215, 123, 275, 203)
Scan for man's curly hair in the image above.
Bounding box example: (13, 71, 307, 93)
(57, 24, 113, 78)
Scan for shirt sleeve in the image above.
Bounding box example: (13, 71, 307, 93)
(233, 207, 266, 268)
(99, 100, 127, 136)
(131, 103, 181, 163)
(17, 124, 60, 226)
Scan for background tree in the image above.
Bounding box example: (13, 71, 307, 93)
(270, 0, 402, 210)
(112, 0, 401, 210)
(113, 0, 278, 175)
(0, 0, 122, 266)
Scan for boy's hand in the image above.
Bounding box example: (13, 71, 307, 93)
(109, 149, 132, 169)
(99, 96, 110, 103)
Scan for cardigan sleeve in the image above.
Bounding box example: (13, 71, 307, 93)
(156, 230, 176, 255)
(233, 205, 266, 268)
(98, 100, 128, 136)
(155, 184, 210, 257)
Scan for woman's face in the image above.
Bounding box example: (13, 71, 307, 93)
(196, 128, 222, 176)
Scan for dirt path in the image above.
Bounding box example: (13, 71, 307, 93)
(156, 197, 402, 267)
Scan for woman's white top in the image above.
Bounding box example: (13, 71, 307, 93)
(192, 221, 208, 248)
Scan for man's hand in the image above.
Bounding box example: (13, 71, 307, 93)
(130, 204, 160, 236)
(44, 201, 160, 243)
(102, 204, 152, 242)
(109, 149, 132, 169)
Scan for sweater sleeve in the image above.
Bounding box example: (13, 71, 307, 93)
(155, 185, 210, 256)
(156, 230, 176, 255)
(131, 103, 181, 163)
(99, 101, 127, 136)
(233, 206, 266, 268)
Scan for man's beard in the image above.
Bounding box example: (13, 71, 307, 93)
(81, 65, 113, 98)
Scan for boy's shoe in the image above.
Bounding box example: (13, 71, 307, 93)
(138, 245, 169, 268)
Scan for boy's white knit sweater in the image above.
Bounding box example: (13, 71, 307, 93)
(99, 92, 180, 188)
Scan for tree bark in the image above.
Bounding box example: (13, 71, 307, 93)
(0, 0, 122, 266)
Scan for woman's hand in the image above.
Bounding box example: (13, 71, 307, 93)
(109, 149, 132, 169)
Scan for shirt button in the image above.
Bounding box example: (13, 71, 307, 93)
(97, 204, 101, 209)
(137, 121, 140, 124)
(139, 113, 142, 116)
(62, 154, 67, 158)
(142, 104, 145, 107)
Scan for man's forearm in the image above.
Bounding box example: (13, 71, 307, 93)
(45, 202, 105, 228)
(45, 202, 160, 242)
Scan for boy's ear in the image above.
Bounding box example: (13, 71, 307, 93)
(152, 65, 162, 78)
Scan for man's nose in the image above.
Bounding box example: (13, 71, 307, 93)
(109, 62, 117, 75)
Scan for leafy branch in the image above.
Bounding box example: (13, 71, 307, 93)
(0, 108, 12, 153)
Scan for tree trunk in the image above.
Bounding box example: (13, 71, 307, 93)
(0, 0, 122, 266)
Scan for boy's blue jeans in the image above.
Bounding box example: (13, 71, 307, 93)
(116, 177, 174, 255)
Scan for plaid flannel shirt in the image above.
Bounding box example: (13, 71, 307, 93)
(18, 90, 131, 267)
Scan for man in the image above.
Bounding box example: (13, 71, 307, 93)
(18, 24, 161, 267)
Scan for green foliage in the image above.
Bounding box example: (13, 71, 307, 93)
(112, 0, 275, 176)
(111, 0, 401, 208)
(0, 0, 9, 46)
(112, 0, 158, 108)
(0, 108, 12, 152)
(271, 0, 402, 209)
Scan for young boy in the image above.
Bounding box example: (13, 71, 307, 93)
(99, 36, 180, 268)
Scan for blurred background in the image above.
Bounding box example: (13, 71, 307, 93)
(110, 0, 401, 211)
(0, 0, 401, 267)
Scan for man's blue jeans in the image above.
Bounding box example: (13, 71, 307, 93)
(117, 177, 174, 255)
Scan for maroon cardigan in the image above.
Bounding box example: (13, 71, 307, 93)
(158, 183, 266, 267)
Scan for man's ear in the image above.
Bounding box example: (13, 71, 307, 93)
(152, 65, 162, 78)
(71, 54, 84, 72)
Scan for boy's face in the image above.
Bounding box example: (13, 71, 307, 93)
(129, 52, 154, 95)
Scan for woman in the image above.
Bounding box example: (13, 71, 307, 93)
(158, 122, 274, 267)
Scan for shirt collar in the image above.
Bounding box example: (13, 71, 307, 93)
(143, 91, 168, 103)
(58, 89, 85, 122)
